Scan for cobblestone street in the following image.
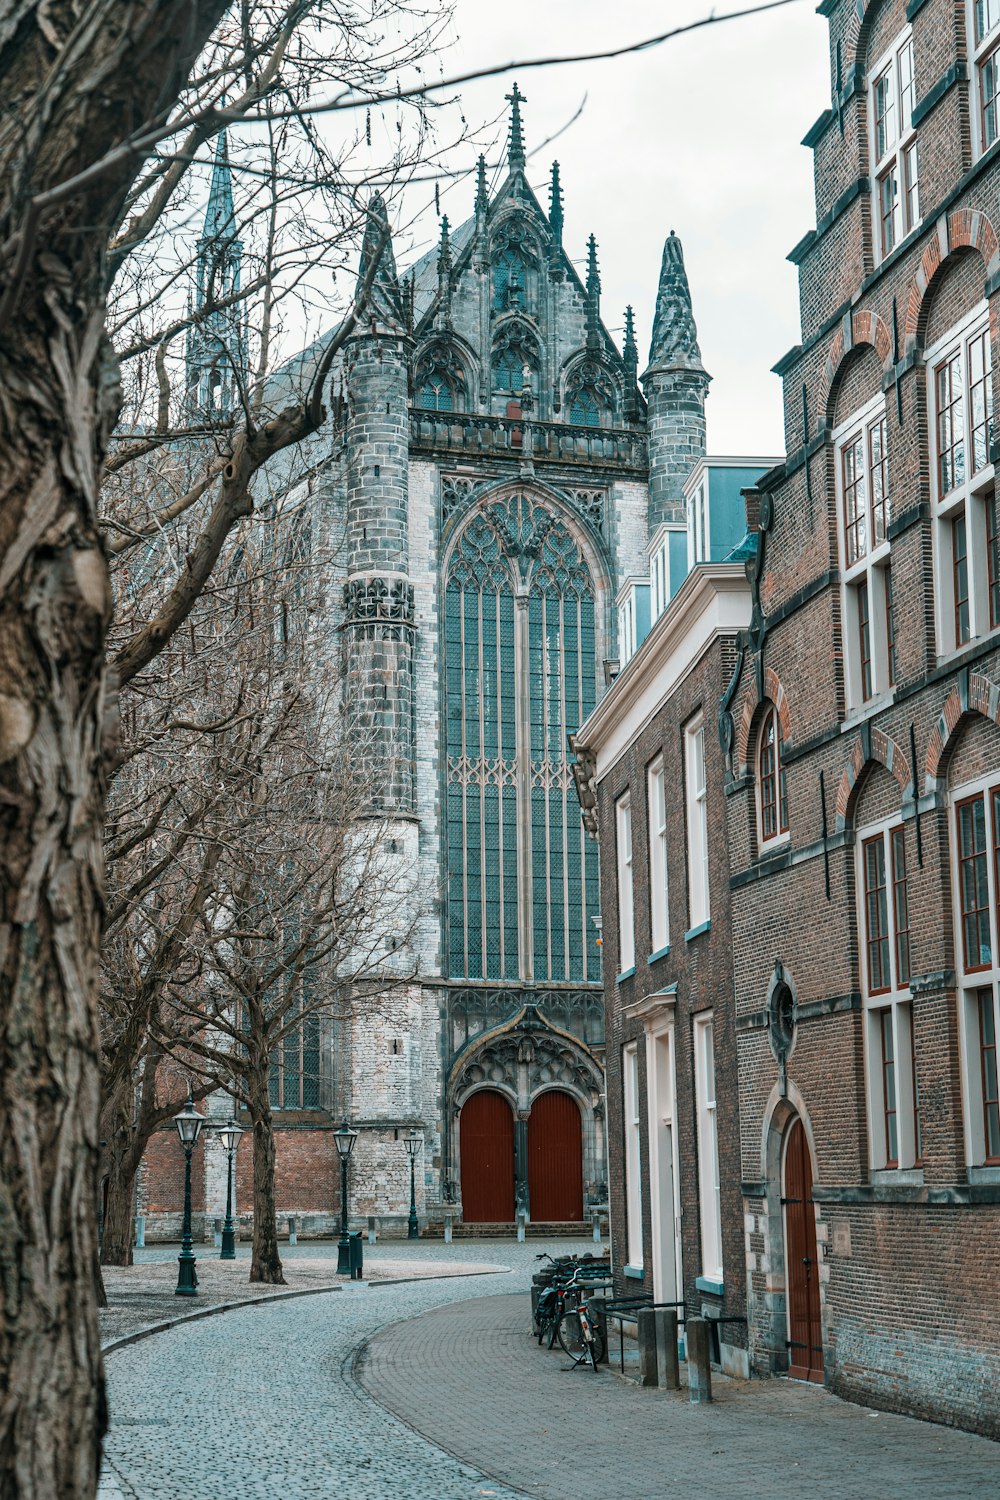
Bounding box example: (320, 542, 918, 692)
(99, 1240, 1000, 1500)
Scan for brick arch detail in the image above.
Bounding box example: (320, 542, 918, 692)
(902, 212, 1000, 353)
(820, 310, 894, 423)
(834, 729, 912, 832)
(735, 667, 793, 774)
(926, 673, 1000, 783)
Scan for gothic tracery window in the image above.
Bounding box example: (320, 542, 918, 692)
(493, 245, 528, 312)
(418, 369, 454, 411)
(445, 493, 600, 983)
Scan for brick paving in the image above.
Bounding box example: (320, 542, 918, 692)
(99, 1239, 1000, 1500)
(361, 1293, 1000, 1500)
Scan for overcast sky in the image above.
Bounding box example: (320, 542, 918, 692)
(399, 0, 831, 456)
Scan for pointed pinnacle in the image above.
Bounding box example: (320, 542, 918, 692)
(476, 154, 489, 215)
(586, 234, 600, 300)
(438, 214, 452, 274)
(623, 305, 638, 365)
(506, 82, 526, 169)
(203, 129, 236, 242)
(549, 161, 564, 241)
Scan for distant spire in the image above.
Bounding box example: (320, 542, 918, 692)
(202, 130, 237, 244)
(475, 153, 489, 216)
(355, 192, 406, 333)
(436, 215, 453, 324)
(646, 230, 705, 375)
(586, 234, 601, 347)
(549, 162, 564, 243)
(623, 304, 638, 368)
(506, 82, 526, 170)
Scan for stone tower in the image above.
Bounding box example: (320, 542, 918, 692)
(343, 193, 415, 812)
(642, 231, 710, 527)
(186, 131, 244, 416)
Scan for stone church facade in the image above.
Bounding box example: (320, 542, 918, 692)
(139, 91, 710, 1236)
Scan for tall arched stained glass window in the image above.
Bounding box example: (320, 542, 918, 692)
(445, 493, 600, 984)
(493, 247, 527, 312)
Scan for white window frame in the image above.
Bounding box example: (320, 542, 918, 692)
(650, 531, 669, 623)
(693, 1012, 723, 1283)
(757, 703, 790, 849)
(834, 393, 895, 710)
(684, 713, 710, 929)
(856, 815, 920, 1171)
(927, 304, 997, 658)
(869, 27, 919, 263)
(644, 1016, 682, 1302)
(648, 755, 670, 955)
(616, 791, 635, 975)
(687, 476, 709, 567)
(971, 0, 1000, 158)
(951, 770, 1000, 1169)
(623, 1041, 644, 1268)
(617, 591, 637, 665)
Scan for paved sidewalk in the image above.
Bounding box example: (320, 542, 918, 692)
(359, 1293, 1000, 1500)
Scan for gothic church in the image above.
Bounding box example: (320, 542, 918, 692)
(157, 90, 710, 1235)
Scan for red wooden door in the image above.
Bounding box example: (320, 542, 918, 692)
(460, 1090, 515, 1222)
(783, 1117, 824, 1382)
(528, 1090, 583, 1222)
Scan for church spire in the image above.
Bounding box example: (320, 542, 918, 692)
(549, 161, 564, 243)
(202, 130, 237, 245)
(646, 229, 705, 376)
(506, 82, 526, 170)
(355, 192, 406, 333)
(585, 234, 601, 348)
(475, 153, 489, 216)
(436, 214, 453, 325)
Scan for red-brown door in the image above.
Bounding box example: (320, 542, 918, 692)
(783, 1117, 824, 1382)
(527, 1090, 583, 1222)
(460, 1090, 515, 1222)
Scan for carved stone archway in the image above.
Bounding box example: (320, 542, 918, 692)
(449, 1006, 605, 1222)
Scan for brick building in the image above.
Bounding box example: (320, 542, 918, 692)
(718, 0, 1000, 1435)
(137, 92, 715, 1241)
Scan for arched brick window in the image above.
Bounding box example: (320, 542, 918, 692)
(758, 704, 788, 845)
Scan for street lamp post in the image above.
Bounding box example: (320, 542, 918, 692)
(333, 1120, 358, 1275)
(403, 1128, 422, 1240)
(218, 1119, 243, 1261)
(173, 1097, 205, 1296)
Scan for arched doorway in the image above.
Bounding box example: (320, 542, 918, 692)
(783, 1117, 823, 1382)
(460, 1089, 515, 1222)
(527, 1090, 583, 1221)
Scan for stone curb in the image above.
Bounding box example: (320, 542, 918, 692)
(101, 1266, 512, 1356)
(101, 1282, 345, 1356)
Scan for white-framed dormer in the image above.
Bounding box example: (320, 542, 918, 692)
(926, 301, 997, 659)
(687, 471, 710, 568)
(647, 522, 687, 625)
(833, 391, 896, 712)
(971, 0, 1000, 158)
(869, 25, 919, 263)
(616, 576, 651, 669)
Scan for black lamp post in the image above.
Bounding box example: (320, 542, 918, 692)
(218, 1118, 243, 1261)
(333, 1120, 358, 1274)
(174, 1096, 205, 1296)
(404, 1128, 422, 1240)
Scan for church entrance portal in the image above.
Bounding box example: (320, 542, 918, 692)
(527, 1090, 583, 1221)
(783, 1116, 823, 1382)
(459, 1089, 515, 1222)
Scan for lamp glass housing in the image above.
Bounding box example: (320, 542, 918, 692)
(174, 1097, 205, 1147)
(334, 1120, 358, 1159)
(219, 1119, 243, 1154)
(403, 1129, 423, 1158)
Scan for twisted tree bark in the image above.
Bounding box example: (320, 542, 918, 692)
(0, 5, 228, 1492)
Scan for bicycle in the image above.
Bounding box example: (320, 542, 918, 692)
(556, 1271, 610, 1372)
(532, 1253, 609, 1349)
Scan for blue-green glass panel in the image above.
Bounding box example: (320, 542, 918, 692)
(569, 389, 600, 426)
(302, 1014, 320, 1107)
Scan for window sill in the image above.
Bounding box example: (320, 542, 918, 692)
(759, 831, 790, 855)
(967, 1164, 1000, 1185)
(684, 920, 711, 943)
(647, 944, 671, 966)
(871, 1166, 924, 1187)
(841, 688, 896, 732)
(615, 966, 636, 984)
(623, 1263, 645, 1280)
(695, 1274, 724, 1297)
(934, 623, 1000, 674)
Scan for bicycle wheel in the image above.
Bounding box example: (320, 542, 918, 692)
(556, 1308, 588, 1365)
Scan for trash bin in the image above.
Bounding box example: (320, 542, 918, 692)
(349, 1230, 364, 1280)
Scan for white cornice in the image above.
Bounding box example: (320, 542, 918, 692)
(682, 454, 785, 499)
(575, 562, 751, 783)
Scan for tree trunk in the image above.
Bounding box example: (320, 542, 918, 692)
(101, 1137, 137, 1270)
(247, 1072, 285, 1285)
(0, 7, 232, 1493)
